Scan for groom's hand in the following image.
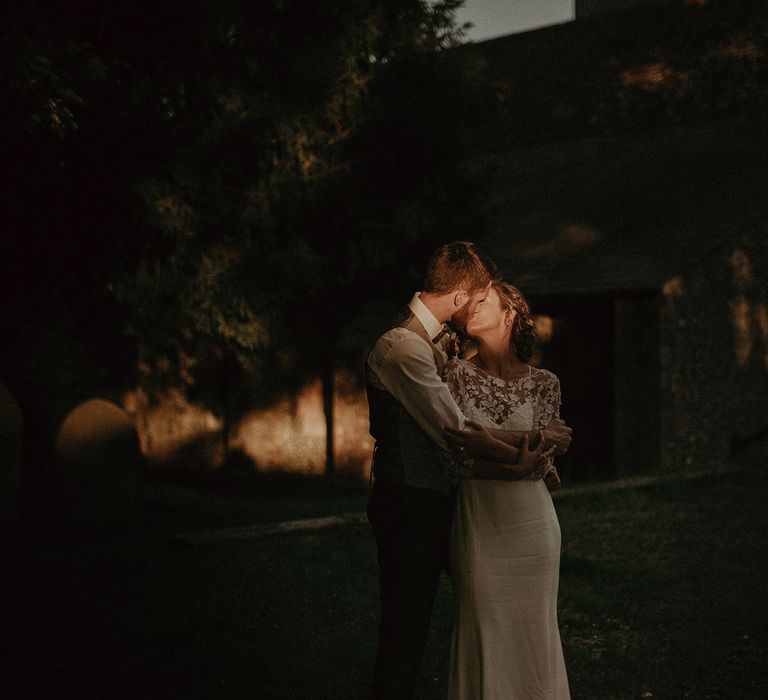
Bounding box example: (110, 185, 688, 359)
(542, 419, 572, 455)
(445, 420, 509, 462)
(517, 432, 556, 476)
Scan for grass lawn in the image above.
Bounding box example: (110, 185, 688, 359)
(2, 466, 766, 698)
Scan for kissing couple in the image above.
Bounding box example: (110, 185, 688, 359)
(366, 241, 572, 699)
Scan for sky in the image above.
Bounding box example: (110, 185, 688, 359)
(454, 0, 575, 42)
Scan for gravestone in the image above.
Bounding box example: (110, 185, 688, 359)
(55, 398, 142, 524)
(0, 382, 23, 518)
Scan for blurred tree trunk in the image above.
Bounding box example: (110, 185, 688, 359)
(218, 349, 241, 466)
(321, 352, 335, 478)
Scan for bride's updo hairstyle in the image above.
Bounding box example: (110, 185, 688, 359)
(423, 241, 500, 295)
(495, 282, 537, 362)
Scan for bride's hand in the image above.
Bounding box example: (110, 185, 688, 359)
(541, 418, 572, 455)
(544, 466, 562, 492)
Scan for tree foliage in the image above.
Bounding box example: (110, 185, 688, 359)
(2, 0, 479, 471)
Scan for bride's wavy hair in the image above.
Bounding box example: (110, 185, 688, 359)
(494, 282, 537, 362)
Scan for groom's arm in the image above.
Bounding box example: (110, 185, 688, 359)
(487, 427, 535, 447)
(470, 420, 572, 455)
(457, 431, 556, 480)
(367, 332, 553, 478)
(449, 426, 564, 471)
(367, 332, 474, 452)
(444, 421, 562, 480)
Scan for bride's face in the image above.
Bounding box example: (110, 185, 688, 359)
(466, 288, 513, 338)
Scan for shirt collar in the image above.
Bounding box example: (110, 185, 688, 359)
(408, 292, 444, 342)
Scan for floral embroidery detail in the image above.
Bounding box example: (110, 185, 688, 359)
(443, 359, 561, 480)
(446, 331, 463, 360)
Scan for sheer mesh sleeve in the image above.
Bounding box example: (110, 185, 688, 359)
(533, 372, 561, 476)
(442, 360, 561, 481)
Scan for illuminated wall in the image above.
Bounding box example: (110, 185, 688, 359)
(232, 375, 373, 476)
(124, 372, 374, 477)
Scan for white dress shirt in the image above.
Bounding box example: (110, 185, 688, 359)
(366, 293, 466, 452)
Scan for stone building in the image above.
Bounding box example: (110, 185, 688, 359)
(576, 0, 672, 19)
(457, 0, 768, 477)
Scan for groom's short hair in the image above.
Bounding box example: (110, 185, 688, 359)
(423, 241, 499, 295)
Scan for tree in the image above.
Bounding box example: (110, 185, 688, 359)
(2, 0, 475, 479)
(112, 0, 473, 475)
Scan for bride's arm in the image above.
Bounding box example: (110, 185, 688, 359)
(455, 420, 570, 456)
(467, 434, 555, 480)
(445, 422, 543, 459)
(484, 421, 571, 454)
(446, 422, 522, 462)
(445, 422, 555, 480)
(439, 359, 563, 475)
(486, 427, 540, 447)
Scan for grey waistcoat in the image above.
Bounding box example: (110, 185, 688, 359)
(366, 309, 452, 495)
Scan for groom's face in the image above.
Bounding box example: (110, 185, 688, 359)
(451, 282, 491, 331)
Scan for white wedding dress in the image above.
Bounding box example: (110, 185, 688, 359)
(444, 359, 570, 700)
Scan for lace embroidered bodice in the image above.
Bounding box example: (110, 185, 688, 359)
(443, 359, 561, 480)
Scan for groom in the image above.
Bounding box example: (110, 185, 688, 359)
(365, 241, 571, 698)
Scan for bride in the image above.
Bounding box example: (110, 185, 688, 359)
(443, 281, 570, 699)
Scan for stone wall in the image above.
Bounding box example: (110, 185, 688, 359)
(464, 0, 768, 148)
(660, 226, 768, 469)
(614, 295, 662, 473)
(576, 0, 673, 19)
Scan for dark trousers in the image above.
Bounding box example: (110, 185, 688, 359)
(367, 480, 453, 700)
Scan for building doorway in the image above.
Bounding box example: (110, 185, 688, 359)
(534, 295, 616, 479)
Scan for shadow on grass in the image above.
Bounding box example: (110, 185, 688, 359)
(2, 466, 765, 698)
(147, 448, 369, 498)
